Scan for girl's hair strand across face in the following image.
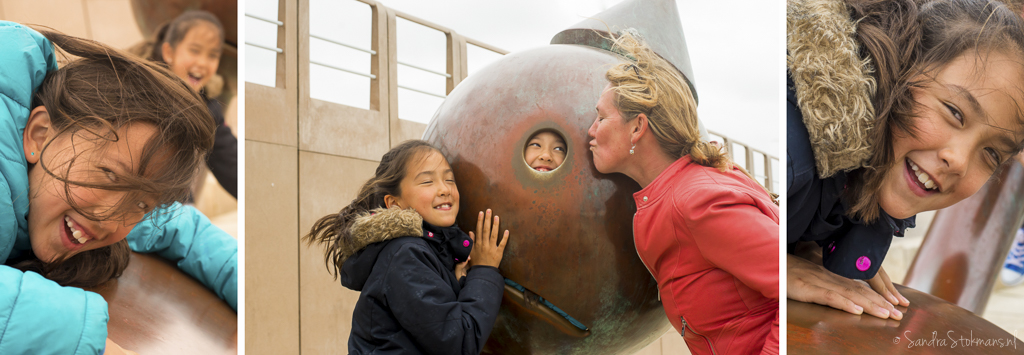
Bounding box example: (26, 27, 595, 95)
(844, 0, 1024, 221)
(304, 140, 439, 279)
(18, 27, 216, 287)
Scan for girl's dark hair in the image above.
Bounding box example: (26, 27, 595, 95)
(304, 140, 438, 279)
(148, 10, 225, 63)
(844, 0, 1024, 221)
(15, 28, 216, 287)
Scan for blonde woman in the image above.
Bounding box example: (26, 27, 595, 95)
(587, 32, 779, 355)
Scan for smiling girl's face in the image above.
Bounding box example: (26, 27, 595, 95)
(162, 21, 222, 92)
(878, 51, 1024, 219)
(24, 107, 159, 262)
(525, 131, 567, 172)
(385, 150, 460, 227)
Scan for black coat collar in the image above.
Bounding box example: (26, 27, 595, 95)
(421, 222, 473, 272)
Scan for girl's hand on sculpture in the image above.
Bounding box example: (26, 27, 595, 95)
(468, 209, 509, 269)
(787, 254, 903, 320)
(866, 265, 910, 307)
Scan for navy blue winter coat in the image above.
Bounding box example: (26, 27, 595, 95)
(787, 74, 914, 280)
(339, 207, 504, 355)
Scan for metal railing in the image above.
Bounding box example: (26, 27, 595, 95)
(245, 13, 284, 53)
(309, 34, 378, 79)
(709, 130, 779, 193)
(299, 0, 510, 114)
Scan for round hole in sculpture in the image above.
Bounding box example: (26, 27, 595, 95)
(523, 129, 568, 173)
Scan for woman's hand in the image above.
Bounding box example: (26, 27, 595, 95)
(866, 265, 910, 307)
(787, 254, 903, 320)
(468, 209, 509, 268)
(104, 338, 139, 355)
(455, 256, 470, 279)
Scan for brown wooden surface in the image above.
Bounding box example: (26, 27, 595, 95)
(86, 252, 237, 355)
(788, 285, 1022, 354)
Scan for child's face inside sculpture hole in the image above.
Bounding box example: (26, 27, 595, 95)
(524, 131, 567, 172)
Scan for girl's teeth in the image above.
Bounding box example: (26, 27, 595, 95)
(909, 161, 935, 190)
(66, 217, 87, 243)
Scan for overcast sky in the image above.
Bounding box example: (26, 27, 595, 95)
(246, 0, 781, 164)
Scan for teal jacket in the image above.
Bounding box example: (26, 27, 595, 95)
(0, 21, 238, 355)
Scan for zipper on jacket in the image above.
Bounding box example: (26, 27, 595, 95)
(633, 213, 659, 301)
(682, 317, 717, 355)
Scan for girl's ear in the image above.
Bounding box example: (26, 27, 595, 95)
(383, 194, 403, 209)
(161, 42, 174, 65)
(24, 106, 53, 164)
(631, 113, 650, 145)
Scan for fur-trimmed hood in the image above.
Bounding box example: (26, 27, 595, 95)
(340, 207, 423, 265)
(340, 207, 475, 292)
(788, 0, 877, 178)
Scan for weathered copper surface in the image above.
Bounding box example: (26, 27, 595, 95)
(905, 163, 1024, 313)
(788, 285, 1022, 354)
(86, 252, 237, 355)
(421, 1, 715, 353)
(423, 43, 669, 355)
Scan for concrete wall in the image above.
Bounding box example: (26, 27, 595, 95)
(0, 0, 142, 49)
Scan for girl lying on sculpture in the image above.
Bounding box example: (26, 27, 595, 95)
(787, 0, 1024, 320)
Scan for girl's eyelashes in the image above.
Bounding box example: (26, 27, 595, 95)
(554, 146, 567, 153)
(984, 147, 1001, 167)
(528, 142, 541, 148)
(101, 167, 118, 182)
(943, 102, 964, 125)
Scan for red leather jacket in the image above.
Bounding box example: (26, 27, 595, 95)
(633, 157, 779, 355)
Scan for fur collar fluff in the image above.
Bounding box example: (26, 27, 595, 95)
(341, 207, 424, 264)
(788, 0, 877, 178)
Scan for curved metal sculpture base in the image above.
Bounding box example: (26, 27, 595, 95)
(788, 285, 1020, 354)
(86, 252, 237, 355)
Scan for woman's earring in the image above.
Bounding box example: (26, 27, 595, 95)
(29, 152, 34, 156)
(629, 145, 635, 155)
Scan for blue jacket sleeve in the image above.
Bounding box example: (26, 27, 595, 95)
(0, 21, 56, 264)
(0, 267, 108, 355)
(385, 243, 504, 355)
(126, 203, 238, 310)
(0, 22, 106, 355)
